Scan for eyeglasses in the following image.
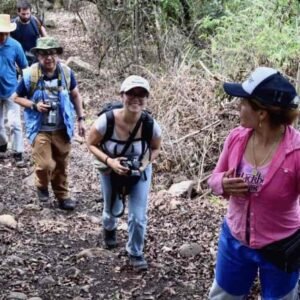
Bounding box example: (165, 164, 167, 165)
(37, 49, 58, 57)
(125, 90, 148, 98)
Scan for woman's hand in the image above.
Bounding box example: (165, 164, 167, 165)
(107, 157, 130, 176)
(222, 169, 248, 197)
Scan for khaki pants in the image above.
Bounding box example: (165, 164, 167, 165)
(32, 130, 71, 200)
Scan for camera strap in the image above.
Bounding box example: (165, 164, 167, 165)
(110, 174, 141, 218)
(119, 115, 143, 157)
(109, 114, 144, 217)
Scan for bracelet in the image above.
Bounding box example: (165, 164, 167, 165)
(105, 156, 110, 165)
(77, 116, 85, 121)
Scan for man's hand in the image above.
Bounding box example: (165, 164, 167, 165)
(36, 102, 51, 113)
(222, 168, 248, 197)
(77, 120, 86, 137)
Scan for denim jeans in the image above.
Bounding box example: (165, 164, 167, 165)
(32, 130, 71, 199)
(0, 95, 24, 153)
(99, 165, 152, 257)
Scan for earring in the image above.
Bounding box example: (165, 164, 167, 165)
(259, 121, 262, 128)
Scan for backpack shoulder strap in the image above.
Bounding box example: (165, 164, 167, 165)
(32, 15, 43, 34)
(102, 110, 115, 143)
(59, 63, 71, 92)
(33, 15, 42, 27)
(101, 110, 153, 152)
(141, 111, 154, 145)
(29, 16, 40, 37)
(29, 63, 41, 96)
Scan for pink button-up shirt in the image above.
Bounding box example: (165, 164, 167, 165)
(208, 125, 300, 249)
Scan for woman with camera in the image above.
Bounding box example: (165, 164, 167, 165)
(87, 75, 161, 271)
(208, 67, 300, 299)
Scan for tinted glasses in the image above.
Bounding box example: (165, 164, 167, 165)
(37, 49, 58, 57)
(125, 89, 148, 98)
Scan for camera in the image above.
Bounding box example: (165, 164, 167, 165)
(120, 157, 141, 176)
(45, 101, 58, 126)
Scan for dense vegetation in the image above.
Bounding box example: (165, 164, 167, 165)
(2, 0, 300, 186)
(3, 0, 300, 75)
(80, 0, 300, 77)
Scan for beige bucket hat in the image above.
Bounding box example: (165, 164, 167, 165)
(0, 14, 16, 33)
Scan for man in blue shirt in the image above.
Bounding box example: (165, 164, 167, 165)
(13, 37, 85, 210)
(0, 14, 28, 166)
(11, 0, 47, 65)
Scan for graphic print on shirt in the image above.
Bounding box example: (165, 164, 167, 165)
(40, 78, 64, 131)
(236, 157, 269, 192)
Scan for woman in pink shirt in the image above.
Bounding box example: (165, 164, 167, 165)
(208, 67, 300, 299)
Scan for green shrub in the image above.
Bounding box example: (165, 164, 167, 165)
(1, 0, 17, 15)
(209, 0, 300, 78)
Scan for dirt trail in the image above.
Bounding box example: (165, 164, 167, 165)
(0, 10, 239, 300)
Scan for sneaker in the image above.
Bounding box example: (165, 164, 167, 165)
(37, 188, 49, 202)
(58, 198, 76, 210)
(13, 152, 25, 168)
(129, 255, 148, 272)
(103, 228, 117, 249)
(0, 143, 7, 153)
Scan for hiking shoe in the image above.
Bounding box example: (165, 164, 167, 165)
(13, 152, 25, 168)
(103, 228, 117, 249)
(37, 188, 49, 202)
(129, 255, 148, 271)
(58, 198, 76, 210)
(0, 143, 7, 153)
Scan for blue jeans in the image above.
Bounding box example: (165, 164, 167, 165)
(99, 165, 152, 257)
(0, 95, 24, 153)
(209, 220, 299, 299)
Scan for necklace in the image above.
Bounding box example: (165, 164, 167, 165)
(251, 130, 283, 176)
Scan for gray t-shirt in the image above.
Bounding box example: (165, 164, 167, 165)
(40, 78, 65, 132)
(94, 112, 162, 158)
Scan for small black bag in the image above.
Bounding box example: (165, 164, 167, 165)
(110, 171, 141, 217)
(259, 229, 300, 273)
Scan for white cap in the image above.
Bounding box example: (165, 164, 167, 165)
(120, 75, 150, 93)
(241, 67, 277, 94)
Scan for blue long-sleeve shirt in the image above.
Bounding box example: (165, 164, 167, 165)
(0, 36, 28, 98)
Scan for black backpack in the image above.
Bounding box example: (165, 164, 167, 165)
(98, 100, 154, 151)
(98, 101, 154, 217)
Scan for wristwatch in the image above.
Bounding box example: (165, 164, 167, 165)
(77, 116, 85, 121)
(31, 103, 37, 111)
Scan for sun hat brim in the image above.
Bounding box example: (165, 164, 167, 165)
(223, 82, 251, 98)
(0, 22, 16, 33)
